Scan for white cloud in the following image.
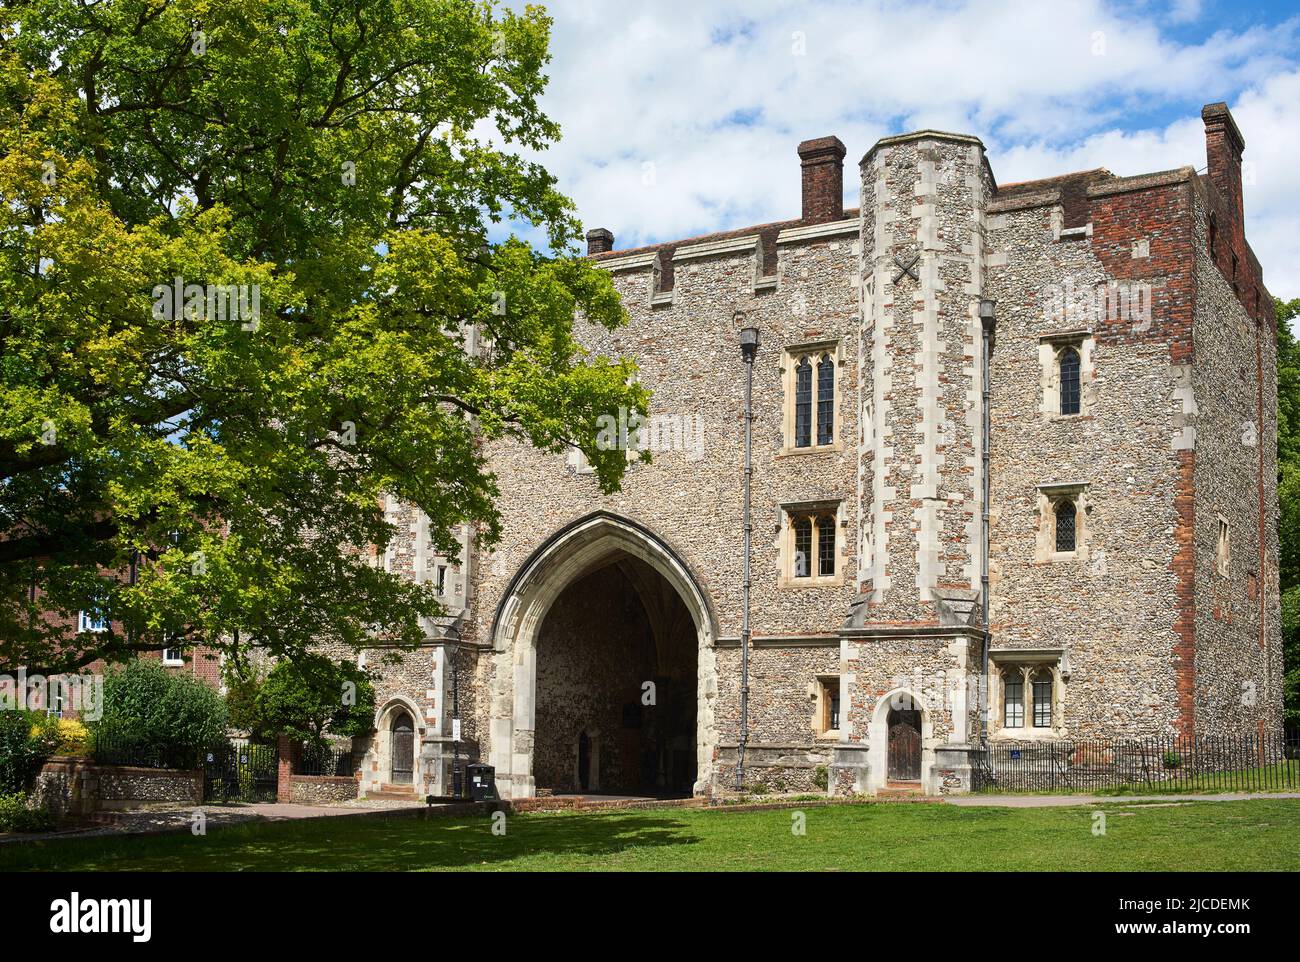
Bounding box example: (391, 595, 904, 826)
(502, 0, 1300, 297)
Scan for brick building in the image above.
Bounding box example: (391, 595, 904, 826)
(357, 102, 1282, 800)
(4, 603, 223, 721)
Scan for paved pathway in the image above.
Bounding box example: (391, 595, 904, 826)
(944, 791, 1300, 807)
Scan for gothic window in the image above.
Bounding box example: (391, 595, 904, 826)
(1216, 517, 1230, 576)
(785, 344, 839, 451)
(1209, 215, 1217, 261)
(817, 515, 836, 576)
(793, 516, 812, 577)
(1055, 500, 1077, 553)
(1003, 674, 1024, 729)
(785, 507, 840, 584)
(795, 357, 813, 448)
(1058, 347, 1081, 415)
(994, 657, 1064, 737)
(1032, 671, 1053, 728)
(816, 354, 834, 445)
(1041, 335, 1092, 420)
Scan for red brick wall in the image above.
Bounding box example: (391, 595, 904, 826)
(1084, 176, 1199, 736)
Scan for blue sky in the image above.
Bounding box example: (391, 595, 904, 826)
(497, 0, 1300, 299)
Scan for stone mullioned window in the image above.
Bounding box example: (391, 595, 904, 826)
(778, 501, 845, 587)
(990, 650, 1067, 740)
(780, 340, 842, 454)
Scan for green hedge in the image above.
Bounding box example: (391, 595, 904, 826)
(0, 710, 59, 795)
(0, 792, 55, 833)
(90, 659, 228, 763)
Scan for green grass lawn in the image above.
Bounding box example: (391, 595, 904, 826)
(3, 799, 1298, 872)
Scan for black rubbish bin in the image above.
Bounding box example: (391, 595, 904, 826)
(466, 763, 497, 801)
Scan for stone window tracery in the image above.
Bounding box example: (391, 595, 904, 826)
(1032, 670, 1053, 728)
(1036, 482, 1089, 562)
(1003, 673, 1024, 728)
(991, 653, 1066, 740)
(780, 502, 843, 586)
(793, 516, 812, 577)
(795, 357, 813, 448)
(782, 342, 841, 453)
(816, 354, 835, 445)
(1039, 333, 1093, 419)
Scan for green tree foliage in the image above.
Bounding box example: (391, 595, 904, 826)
(94, 658, 228, 757)
(254, 653, 375, 745)
(0, 1, 646, 675)
(1278, 298, 1300, 725)
(1276, 299, 1300, 471)
(221, 659, 274, 744)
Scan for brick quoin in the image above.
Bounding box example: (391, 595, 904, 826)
(1086, 178, 1200, 738)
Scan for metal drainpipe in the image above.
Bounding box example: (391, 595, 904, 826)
(736, 323, 759, 790)
(979, 301, 996, 749)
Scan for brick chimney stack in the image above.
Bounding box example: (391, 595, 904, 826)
(1201, 102, 1245, 231)
(797, 136, 847, 225)
(586, 227, 614, 256)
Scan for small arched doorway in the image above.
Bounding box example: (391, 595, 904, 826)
(886, 698, 922, 782)
(390, 711, 415, 785)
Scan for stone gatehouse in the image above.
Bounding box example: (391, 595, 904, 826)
(354, 102, 1282, 800)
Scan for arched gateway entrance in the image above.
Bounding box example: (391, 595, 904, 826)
(488, 513, 717, 799)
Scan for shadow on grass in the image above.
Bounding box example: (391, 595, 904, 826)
(1, 809, 704, 872)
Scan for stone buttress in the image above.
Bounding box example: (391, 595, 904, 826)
(833, 131, 992, 795)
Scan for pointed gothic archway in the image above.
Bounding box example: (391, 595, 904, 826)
(868, 688, 935, 793)
(367, 697, 424, 794)
(487, 512, 719, 799)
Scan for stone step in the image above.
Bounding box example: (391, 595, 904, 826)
(878, 782, 925, 798)
(367, 786, 417, 801)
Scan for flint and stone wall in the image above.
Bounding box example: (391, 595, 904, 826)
(360, 110, 1280, 798)
(33, 757, 203, 817)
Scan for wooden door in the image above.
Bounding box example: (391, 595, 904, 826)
(391, 713, 414, 784)
(887, 709, 922, 780)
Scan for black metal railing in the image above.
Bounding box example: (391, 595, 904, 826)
(89, 727, 198, 770)
(202, 741, 279, 802)
(973, 730, 1300, 793)
(295, 743, 354, 777)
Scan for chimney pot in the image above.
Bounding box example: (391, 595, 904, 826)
(797, 136, 847, 225)
(586, 228, 614, 256)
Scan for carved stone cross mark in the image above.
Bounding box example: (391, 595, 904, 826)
(892, 250, 921, 284)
